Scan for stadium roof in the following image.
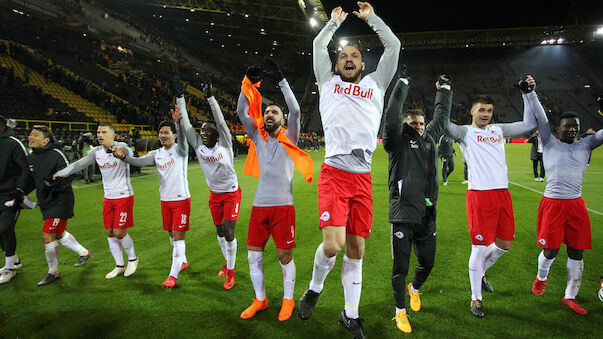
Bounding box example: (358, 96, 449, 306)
(109, 0, 603, 55)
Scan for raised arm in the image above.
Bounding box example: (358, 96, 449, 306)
(446, 122, 468, 143)
(313, 8, 345, 87)
(236, 90, 259, 140)
(208, 96, 232, 149)
(383, 76, 409, 152)
(523, 91, 554, 146)
(55, 148, 97, 178)
(175, 123, 188, 157)
(498, 76, 538, 137)
(587, 129, 603, 150)
(278, 78, 301, 143)
(425, 75, 453, 140)
(364, 12, 401, 90)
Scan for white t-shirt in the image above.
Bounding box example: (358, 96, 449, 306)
(459, 125, 509, 190)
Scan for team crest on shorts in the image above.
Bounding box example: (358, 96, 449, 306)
(539, 238, 546, 245)
(320, 211, 330, 222)
(394, 231, 404, 239)
(475, 234, 484, 241)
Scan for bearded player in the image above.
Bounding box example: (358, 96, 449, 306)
(298, 2, 400, 338)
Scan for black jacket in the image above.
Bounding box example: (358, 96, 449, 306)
(383, 79, 453, 224)
(438, 135, 455, 158)
(26, 142, 74, 219)
(527, 135, 541, 160)
(0, 127, 30, 210)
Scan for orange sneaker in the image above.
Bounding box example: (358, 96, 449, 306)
(224, 269, 235, 290)
(161, 276, 177, 288)
(240, 298, 269, 319)
(278, 298, 295, 321)
(562, 297, 587, 315)
(180, 262, 189, 272)
(218, 264, 227, 277)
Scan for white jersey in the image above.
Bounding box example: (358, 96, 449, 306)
(458, 125, 509, 190)
(123, 127, 190, 202)
(56, 142, 134, 199)
(176, 96, 238, 193)
(313, 13, 400, 173)
(154, 145, 190, 201)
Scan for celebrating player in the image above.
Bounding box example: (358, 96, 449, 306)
(523, 75, 603, 315)
(54, 123, 138, 279)
(236, 60, 313, 321)
(0, 116, 29, 284)
(113, 116, 190, 288)
(446, 78, 537, 317)
(383, 70, 453, 333)
(170, 76, 240, 290)
(298, 2, 400, 337)
(27, 125, 91, 286)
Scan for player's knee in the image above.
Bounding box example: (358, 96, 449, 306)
(567, 248, 583, 260)
(322, 241, 342, 257)
(543, 248, 559, 259)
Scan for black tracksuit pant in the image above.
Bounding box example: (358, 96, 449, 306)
(0, 208, 19, 257)
(441, 156, 454, 182)
(392, 208, 436, 309)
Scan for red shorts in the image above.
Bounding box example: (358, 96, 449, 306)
(536, 196, 592, 250)
(466, 189, 515, 245)
(208, 187, 242, 225)
(161, 198, 191, 232)
(43, 218, 67, 234)
(247, 205, 296, 249)
(103, 196, 134, 229)
(317, 163, 373, 238)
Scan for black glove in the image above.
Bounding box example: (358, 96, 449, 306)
(7, 188, 24, 204)
(170, 75, 188, 97)
(438, 74, 451, 86)
(200, 77, 213, 98)
(262, 58, 284, 81)
(245, 65, 264, 84)
(515, 76, 534, 94)
(397, 64, 410, 81)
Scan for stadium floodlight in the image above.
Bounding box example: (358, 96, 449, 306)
(541, 40, 547, 45)
(548, 39, 556, 44)
(310, 17, 318, 27)
(557, 38, 564, 44)
(339, 39, 348, 47)
(596, 27, 603, 36)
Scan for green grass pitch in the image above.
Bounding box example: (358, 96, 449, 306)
(1, 143, 601, 338)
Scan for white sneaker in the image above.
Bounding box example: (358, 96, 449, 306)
(539, 177, 545, 182)
(534, 178, 540, 181)
(461, 180, 468, 184)
(105, 266, 125, 279)
(0, 260, 22, 272)
(0, 269, 16, 284)
(124, 258, 139, 277)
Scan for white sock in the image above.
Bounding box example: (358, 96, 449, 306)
(169, 240, 185, 279)
(537, 251, 555, 281)
(170, 236, 187, 264)
(120, 234, 137, 261)
(564, 258, 583, 299)
(280, 258, 296, 300)
(396, 307, 406, 315)
(226, 239, 237, 270)
(341, 255, 363, 319)
(309, 243, 336, 293)
(59, 231, 88, 256)
(483, 243, 507, 273)
(248, 250, 265, 300)
(409, 283, 419, 293)
(217, 235, 228, 261)
(107, 236, 125, 267)
(5, 254, 16, 270)
(469, 245, 487, 301)
(44, 240, 60, 274)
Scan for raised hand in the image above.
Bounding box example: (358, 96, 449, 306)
(245, 65, 264, 84)
(331, 6, 348, 23)
(171, 105, 181, 123)
(170, 75, 188, 98)
(200, 77, 213, 98)
(353, 2, 374, 21)
(436, 74, 451, 89)
(397, 63, 409, 80)
(262, 57, 284, 81)
(517, 74, 535, 94)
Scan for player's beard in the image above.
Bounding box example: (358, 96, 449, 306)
(264, 119, 281, 134)
(339, 68, 362, 83)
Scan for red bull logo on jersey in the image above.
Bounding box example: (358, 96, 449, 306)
(156, 157, 175, 169)
(333, 83, 374, 99)
(476, 135, 502, 143)
(200, 153, 223, 162)
(99, 161, 118, 169)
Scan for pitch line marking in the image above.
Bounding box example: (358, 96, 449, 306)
(508, 180, 603, 216)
